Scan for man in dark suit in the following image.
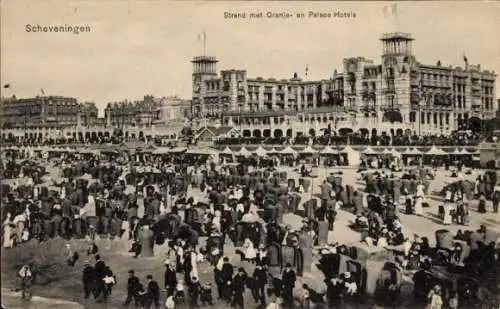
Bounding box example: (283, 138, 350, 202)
(164, 263, 177, 297)
(231, 268, 247, 309)
(123, 269, 140, 307)
(93, 255, 106, 300)
(146, 274, 160, 309)
(251, 263, 267, 305)
(188, 276, 201, 309)
(282, 263, 296, 305)
(221, 257, 234, 303)
(82, 262, 95, 299)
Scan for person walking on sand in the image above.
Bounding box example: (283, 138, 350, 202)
(18, 264, 33, 300)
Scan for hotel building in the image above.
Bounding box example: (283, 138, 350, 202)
(1, 95, 190, 142)
(191, 33, 496, 139)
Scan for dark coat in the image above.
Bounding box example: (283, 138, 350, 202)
(252, 267, 267, 287)
(147, 280, 160, 301)
(127, 275, 140, 294)
(164, 267, 177, 288)
(282, 269, 296, 287)
(221, 263, 234, 282)
(232, 273, 246, 294)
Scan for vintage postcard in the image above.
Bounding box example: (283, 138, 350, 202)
(1, 1, 499, 309)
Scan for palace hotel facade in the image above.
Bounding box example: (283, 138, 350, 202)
(191, 32, 497, 139)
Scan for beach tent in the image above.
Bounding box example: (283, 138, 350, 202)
(342, 145, 361, 166)
(362, 147, 378, 155)
(320, 147, 338, 155)
(426, 146, 448, 156)
(301, 146, 318, 154)
(168, 147, 187, 153)
(153, 147, 172, 155)
(186, 148, 217, 155)
(220, 147, 234, 155)
(280, 146, 298, 156)
(390, 148, 401, 158)
(252, 146, 268, 156)
(236, 147, 252, 157)
(404, 148, 422, 155)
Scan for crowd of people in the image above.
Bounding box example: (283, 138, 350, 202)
(215, 132, 488, 147)
(1, 143, 499, 309)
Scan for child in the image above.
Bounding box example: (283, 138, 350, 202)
(165, 295, 175, 309)
(448, 291, 459, 309)
(200, 282, 214, 306)
(137, 284, 148, 308)
(21, 228, 30, 243)
(174, 280, 185, 304)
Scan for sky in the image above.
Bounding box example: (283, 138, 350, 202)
(1, 0, 499, 115)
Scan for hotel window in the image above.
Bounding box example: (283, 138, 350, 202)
(421, 112, 425, 124)
(409, 112, 416, 123)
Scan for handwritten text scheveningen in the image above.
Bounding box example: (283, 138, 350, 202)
(224, 11, 356, 19)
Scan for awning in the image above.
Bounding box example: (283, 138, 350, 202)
(252, 146, 268, 156)
(362, 147, 378, 155)
(236, 147, 252, 157)
(280, 146, 297, 156)
(426, 146, 448, 155)
(186, 148, 217, 155)
(390, 149, 401, 158)
(153, 147, 172, 155)
(220, 147, 234, 155)
(320, 147, 338, 155)
(404, 148, 422, 155)
(301, 146, 318, 154)
(168, 147, 187, 153)
(78, 148, 99, 155)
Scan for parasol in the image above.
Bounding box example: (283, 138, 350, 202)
(282, 213, 306, 231)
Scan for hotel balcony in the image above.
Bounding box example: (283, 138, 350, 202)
(471, 82, 481, 89)
(410, 79, 420, 87)
(380, 104, 402, 111)
(360, 104, 377, 112)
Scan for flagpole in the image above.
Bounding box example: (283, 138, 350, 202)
(203, 32, 207, 56)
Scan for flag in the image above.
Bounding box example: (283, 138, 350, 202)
(383, 3, 397, 17)
(463, 54, 468, 64)
(198, 32, 206, 42)
(3, 84, 10, 88)
(41, 88, 45, 95)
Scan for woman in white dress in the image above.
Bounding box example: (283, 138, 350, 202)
(442, 203, 452, 225)
(417, 182, 426, 199)
(3, 213, 14, 249)
(190, 249, 199, 279)
(243, 238, 257, 262)
(414, 196, 423, 216)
